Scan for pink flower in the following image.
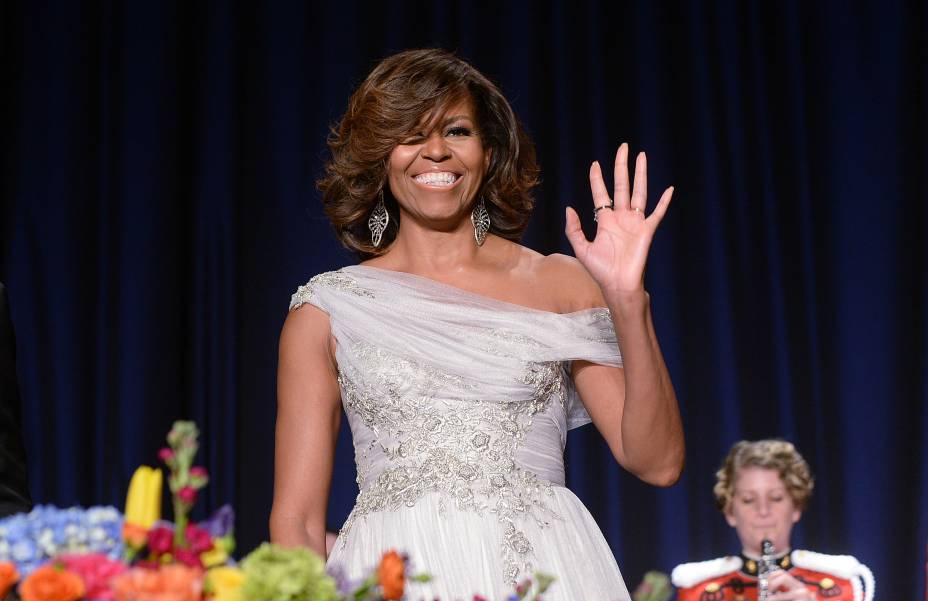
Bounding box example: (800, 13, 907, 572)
(184, 524, 213, 554)
(157, 448, 175, 463)
(189, 467, 208, 479)
(111, 565, 202, 601)
(178, 487, 197, 504)
(58, 554, 127, 601)
(173, 549, 203, 570)
(147, 527, 174, 555)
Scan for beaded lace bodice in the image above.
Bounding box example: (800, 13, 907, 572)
(290, 265, 622, 582)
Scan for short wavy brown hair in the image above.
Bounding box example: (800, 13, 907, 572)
(317, 48, 540, 258)
(713, 439, 815, 512)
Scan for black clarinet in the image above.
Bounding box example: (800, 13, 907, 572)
(758, 539, 776, 601)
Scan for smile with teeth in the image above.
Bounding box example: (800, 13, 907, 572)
(413, 172, 460, 187)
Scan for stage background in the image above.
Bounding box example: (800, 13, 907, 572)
(1, 1, 925, 598)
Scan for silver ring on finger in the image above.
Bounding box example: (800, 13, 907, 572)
(593, 203, 614, 221)
(631, 206, 644, 215)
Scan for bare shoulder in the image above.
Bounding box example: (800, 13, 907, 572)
(535, 253, 605, 312)
(280, 301, 335, 363)
(489, 241, 605, 313)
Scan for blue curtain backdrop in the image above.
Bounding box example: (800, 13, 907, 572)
(1, 0, 925, 598)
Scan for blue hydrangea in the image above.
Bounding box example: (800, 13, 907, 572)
(0, 505, 125, 575)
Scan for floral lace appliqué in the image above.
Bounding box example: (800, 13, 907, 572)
(336, 339, 568, 584)
(289, 271, 374, 310)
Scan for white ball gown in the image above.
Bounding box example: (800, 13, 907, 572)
(290, 265, 632, 601)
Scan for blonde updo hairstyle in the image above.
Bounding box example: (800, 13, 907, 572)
(713, 439, 815, 513)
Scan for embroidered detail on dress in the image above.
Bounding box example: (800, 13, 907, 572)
(473, 328, 570, 414)
(289, 270, 374, 310)
(590, 308, 611, 322)
(335, 339, 567, 584)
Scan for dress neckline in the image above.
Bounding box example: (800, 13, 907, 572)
(346, 264, 609, 318)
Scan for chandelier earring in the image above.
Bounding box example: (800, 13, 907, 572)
(471, 198, 490, 246)
(368, 190, 389, 247)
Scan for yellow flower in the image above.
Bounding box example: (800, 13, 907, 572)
(200, 546, 229, 568)
(206, 567, 245, 601)
(124, 466, 162, 530)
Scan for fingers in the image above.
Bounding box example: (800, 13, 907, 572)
(589, 162, 612, 210)
(564, 206, 590, 255)
(603, 143, 673, 223)
(647, 186, 674, 224)
(766, 571, 813, 601)
(631, 152, 647, 211)
(613, 143, 630, 208)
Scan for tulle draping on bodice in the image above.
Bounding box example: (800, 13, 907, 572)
(289, 266, 629, 600)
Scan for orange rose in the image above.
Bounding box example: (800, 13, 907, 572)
(19, 565, 86, 601)
(122, 522, 149, 548)
(377, 550, 405, 601)
(0, 562, 20, 598)
(111, 565, 203, 601)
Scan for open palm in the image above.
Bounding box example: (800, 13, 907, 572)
(565, 143, 673, 294)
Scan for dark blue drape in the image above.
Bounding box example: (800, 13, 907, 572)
(1, 1, 925, 598)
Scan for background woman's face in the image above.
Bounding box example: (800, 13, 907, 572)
(386, 98, 488, 228)
(725, 466, 802, 556)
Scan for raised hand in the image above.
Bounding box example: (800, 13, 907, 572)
(565, 143, 673, 295)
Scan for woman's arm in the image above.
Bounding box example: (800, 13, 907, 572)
(270, 304, 342, 556)
(564, 143, 685, 487)
(571, 290, 683, 487)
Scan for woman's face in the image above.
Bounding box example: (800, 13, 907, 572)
(386, 98, 489, 229)
(725, 466, 801, 556)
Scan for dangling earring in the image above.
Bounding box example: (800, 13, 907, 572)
(368, 190, 389, 247)
(471, 198, 490, 246)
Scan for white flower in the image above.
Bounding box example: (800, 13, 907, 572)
(12, 541, 33, 561)
(38, 528, 53, 545)
(89, 526, 106, 542)
(86, 506, 120, 524)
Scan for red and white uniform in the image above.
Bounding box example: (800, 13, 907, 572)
(672, 550, 874, 601)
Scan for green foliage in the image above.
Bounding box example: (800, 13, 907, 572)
(241, 543, 339, 601)
(631, 571, 673, 601)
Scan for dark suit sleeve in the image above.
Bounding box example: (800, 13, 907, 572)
(0, 282, 32, 516)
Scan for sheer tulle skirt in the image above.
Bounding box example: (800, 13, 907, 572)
(326, 487, 631, 601)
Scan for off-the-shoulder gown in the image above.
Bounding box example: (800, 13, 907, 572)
(290, 265, 631, 601)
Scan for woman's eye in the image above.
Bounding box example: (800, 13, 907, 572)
(400, 133, 426, 145)
(446, 126, 473, 137)
(740, 497, 754, 504)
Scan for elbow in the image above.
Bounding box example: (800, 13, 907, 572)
(642, 462, 684, 487)
(629, 448, 685, 487)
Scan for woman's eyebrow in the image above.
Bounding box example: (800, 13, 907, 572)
(439, 114, 474, 127)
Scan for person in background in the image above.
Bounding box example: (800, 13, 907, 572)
(0, 282, 32, 517)
(672, 439, 873, 601)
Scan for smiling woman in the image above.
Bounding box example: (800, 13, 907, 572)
(272, 48, 685, 600)
(385, 99, 489, 234)
(317, 50, 539, 258)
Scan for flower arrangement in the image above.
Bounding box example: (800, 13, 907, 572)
(0, 419, 664, 601)
(0, 506, 123, 575)
(121, 421, 233, 570)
